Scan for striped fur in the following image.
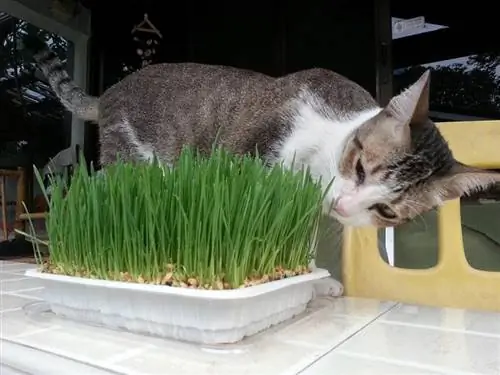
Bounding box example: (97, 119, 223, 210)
(34, 50, 99, 122)
(32, 50, 500, 229)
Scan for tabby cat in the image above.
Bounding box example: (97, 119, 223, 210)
(34, 49, 500, 230)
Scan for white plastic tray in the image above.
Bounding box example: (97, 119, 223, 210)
(25, 268, 330, 344)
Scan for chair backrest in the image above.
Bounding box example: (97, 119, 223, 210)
(42, 145, 81, 194)
(342, 120, 500, 311)
(43, 146, 75, 177)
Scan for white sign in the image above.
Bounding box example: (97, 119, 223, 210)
(392, 16, 426, 35)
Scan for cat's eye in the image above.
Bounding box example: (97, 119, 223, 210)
(369, 203, 397, 219)
(355, 159, 365, 184)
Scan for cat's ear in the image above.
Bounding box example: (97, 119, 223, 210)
(432, 162, 500, 201)
(385, 70, 430, 125)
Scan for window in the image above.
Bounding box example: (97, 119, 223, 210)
(0, 12, 73, 240)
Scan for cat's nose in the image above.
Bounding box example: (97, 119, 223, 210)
(333, 197, 350, 217)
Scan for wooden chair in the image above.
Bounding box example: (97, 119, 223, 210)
(0, 168, 26, 240)
(15, 147, 77, 225)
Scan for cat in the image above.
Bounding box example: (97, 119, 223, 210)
(33, 48, 500, 297)
(34, 49, 500, 228)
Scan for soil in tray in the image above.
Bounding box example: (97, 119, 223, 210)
(40, 262, 312, 290)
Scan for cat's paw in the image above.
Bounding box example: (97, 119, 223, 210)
(313, 277, 344, 298)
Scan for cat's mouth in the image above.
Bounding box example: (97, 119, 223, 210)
(324, 197, 366, 226)
(327, 209, 371, 227)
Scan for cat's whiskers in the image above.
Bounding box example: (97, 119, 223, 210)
(399, 199, 429, 229)
(328, 151, 338, 182)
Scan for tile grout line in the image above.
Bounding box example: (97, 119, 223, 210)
(0, 273, 33, 278)
(2, 338, 128, 375)
(376, 319, 500, 339)
(10, 326, 61, 339)
(0, 277, 31, 283)
(104, 345, 155, 365)
(6, 292, 43, 301)
(0, 307, 22, 314)
(3, 287, 44, 294)
(0, 362, 32, 375)
(295, 301, 401, 375)
(334, 350, 481, 375)
(280, 312, 390, 350)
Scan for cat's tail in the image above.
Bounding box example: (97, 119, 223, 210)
(32, 45, 99, 122)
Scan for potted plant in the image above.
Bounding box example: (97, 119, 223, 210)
(24, 147, 331, 344)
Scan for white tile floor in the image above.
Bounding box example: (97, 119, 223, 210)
(1, 260, 500, 375)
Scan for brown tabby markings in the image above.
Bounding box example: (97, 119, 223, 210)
(34, 49, 500, 229)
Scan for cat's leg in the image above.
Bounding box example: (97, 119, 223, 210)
(309, 258, 344, 298)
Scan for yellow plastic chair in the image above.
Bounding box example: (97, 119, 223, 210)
(342, 120, 500, 311)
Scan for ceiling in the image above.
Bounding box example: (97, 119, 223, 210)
(391, 0, 496, 29)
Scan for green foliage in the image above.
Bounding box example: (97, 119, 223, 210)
(34, 148, 327, 288)
(394, 54, 500, 116)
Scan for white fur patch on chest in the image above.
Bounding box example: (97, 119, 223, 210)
(277, 91, 381, 186)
